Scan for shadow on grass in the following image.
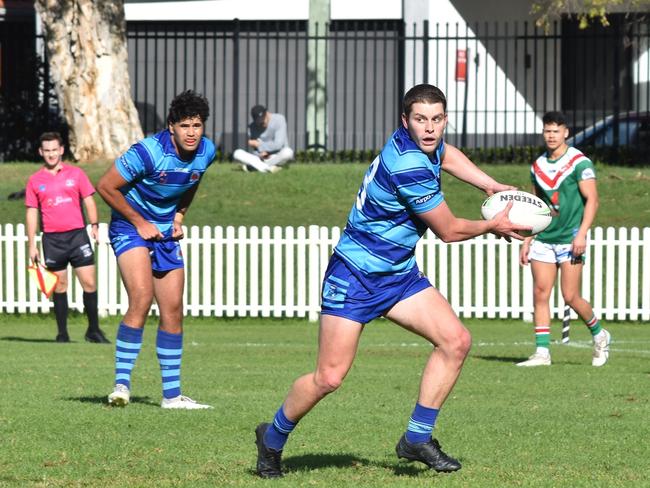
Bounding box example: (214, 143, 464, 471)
(65, 395, 159, 407)
(247, 452, 371, 476)
(471, 354, 523, 363)
(1, 336, 65, 343)
(473, 354, 583, 366)
(248, 452, 437, 477)
(385, 461, 435, 476)
(284, 452, 370, 472)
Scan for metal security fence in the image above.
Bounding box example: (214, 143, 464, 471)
(2, 223, 649, 322)
(126, 19, 404, 153)
(2, 15, 649, 159)
(115, 16, 650, 154)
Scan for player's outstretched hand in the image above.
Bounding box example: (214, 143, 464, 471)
(490, 202, 532, 241)
(485, 182, 517, 197)
(136, 221, 164, 241)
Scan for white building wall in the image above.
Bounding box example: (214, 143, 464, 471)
(634, 36, 650, 111)
(125, 0, 309, 21)
(330, 0, 401, 19)
(428, 0, 546, 138)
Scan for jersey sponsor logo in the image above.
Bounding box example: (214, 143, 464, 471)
(47, 196, 73, 207)
(38, 184, 46, 192)
(414, 193, 435, 205)
(581, 168, 595, 180)
(65, 179, 75, 187)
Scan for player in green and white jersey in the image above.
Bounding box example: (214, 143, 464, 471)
(518, 111, 610, 367)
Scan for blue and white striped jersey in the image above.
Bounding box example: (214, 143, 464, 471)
(113, 130, 216, 234)
(334, 126, 445, 275)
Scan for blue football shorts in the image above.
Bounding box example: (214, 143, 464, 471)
(108, 218, 184, 272)
(320, 253, 432, 324)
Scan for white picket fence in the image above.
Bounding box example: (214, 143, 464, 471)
(1, 223, 649, 322)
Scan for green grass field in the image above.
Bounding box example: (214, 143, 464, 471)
(1, 315, 649, 487)
(1, 161, 650, 228)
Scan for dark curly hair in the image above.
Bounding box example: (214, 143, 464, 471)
(167, 90, 210, 125)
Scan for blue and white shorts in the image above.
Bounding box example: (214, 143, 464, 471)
(320, 253, 432, 324)
(108, 218, 184, 272)
(529, 240, 584, 264)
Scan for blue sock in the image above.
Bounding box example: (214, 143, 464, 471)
(114, 323, 143, 389)
(157, 329, 183, 399)
(405, 402, 439, 444)
(263, 406, 297, 451)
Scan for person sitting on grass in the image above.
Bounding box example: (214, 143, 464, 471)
(233, 104, 294, 173)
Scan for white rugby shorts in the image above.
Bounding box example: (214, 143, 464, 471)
(528, 240, 580, 264)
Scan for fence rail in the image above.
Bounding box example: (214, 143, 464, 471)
(1, 224, 648, 322)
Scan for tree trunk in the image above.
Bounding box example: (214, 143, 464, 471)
(34, 0, 143, 162)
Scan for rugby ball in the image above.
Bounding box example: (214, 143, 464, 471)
(481, 190, 552, 236)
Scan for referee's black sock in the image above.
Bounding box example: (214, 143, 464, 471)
(52, 292, 68, 336)
(83, 291, 100, 333)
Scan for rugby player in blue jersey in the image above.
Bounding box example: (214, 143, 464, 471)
(255, 84, 529, 477)
(97, 90, 215, 409)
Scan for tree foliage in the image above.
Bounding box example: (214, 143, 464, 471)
(531, 0, 650, 30)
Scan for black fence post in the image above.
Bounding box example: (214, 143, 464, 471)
(232, 18, 241, 155)
(397, 21, 405, 120)
(613, 20, 621, 157)
(423, 20, 429, 84)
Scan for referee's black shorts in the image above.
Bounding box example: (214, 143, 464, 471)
(42, 228, 95, 272)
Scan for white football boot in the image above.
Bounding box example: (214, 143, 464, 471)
(161, 395, 213, 410)
(592, 329, 611, 367)
(108, 384, 130, 407)
(516, 351, 551, 367)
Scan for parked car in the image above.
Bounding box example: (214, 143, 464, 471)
(567, 112, 650, 148)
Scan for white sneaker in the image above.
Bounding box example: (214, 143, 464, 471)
(268, 165, 283, 174)
(516, 352, 551, 367)
(160, 395, 213, 410)
(592, 329, 611, 367)
(108, 384, 130, 406)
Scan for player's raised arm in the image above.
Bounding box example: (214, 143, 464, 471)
(441, 143, 516, 195)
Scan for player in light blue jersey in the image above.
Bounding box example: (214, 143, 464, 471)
(255, 84, 530, 478)
(97, 90, 215, 410)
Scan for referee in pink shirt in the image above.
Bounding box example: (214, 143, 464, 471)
(25, 132, 109, 344)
